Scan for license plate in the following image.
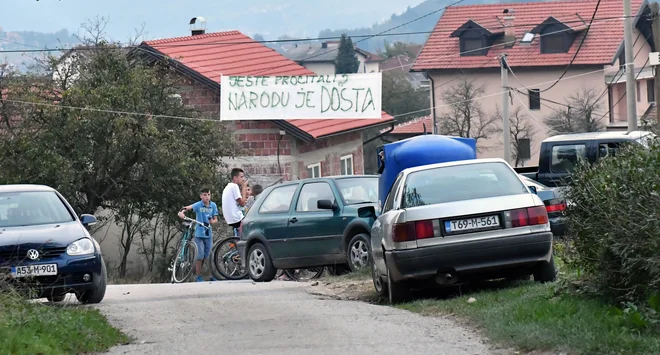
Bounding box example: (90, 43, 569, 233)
(11, 264, 58, 278)
(445, 215, 500, 233)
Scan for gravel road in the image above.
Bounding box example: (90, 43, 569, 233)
(93, 280, 499, 355)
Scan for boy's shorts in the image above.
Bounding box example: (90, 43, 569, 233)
(194, 237, 213, 260)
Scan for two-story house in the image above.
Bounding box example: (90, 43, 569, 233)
(281, 40, 385, 75)
(410, 0, 655, 165)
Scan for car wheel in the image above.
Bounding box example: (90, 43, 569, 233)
(248, 243, 277, 282)
(387, 265, 409, 304)
(347, 233, 371, 272)
(534, 257, 557, 283)
(372, 259, 387, 297)
(76, 257, 107, 304)
(47, 294, 66, 303)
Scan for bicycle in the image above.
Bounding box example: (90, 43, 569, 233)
(210, 225, 249, 280)
(169, 216, 210, 283)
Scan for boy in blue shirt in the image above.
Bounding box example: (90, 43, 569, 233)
(178, 187, 219, 282)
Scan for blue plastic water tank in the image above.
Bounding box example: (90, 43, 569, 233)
(377, 135, 477, 207)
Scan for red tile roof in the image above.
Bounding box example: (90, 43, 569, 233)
(140, 30, 391, 139)
(291, 111, 394, 139)
(143, 30, 314, 77)
(381, 115, 432, 134)
(412, 0, 646, 70)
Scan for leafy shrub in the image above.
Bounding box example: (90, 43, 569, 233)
(564, 138, 660, 303)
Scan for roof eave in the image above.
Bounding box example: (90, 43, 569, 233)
(133, 43, 221, 94)
(269, 120, 315, 142)
(315, 118, 395, 140)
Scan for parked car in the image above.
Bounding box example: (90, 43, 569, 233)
(514, 130, 656, 187)
(519, 175, 567, 237)
(0, 184, 107, 304)
(237, 175, 379, 282)
(371, 158, 556, 303)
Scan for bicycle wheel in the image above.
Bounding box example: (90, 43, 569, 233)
(172, 239, 198, 283)
(283, 267, 325, 281)
(211, 237, 248, 280)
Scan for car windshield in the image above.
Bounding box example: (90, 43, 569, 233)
(402, 162, 529, 208)
(0, 191, 75, 228)
(335, 177, 378, 205)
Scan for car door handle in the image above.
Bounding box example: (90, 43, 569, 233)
(289, 217, 298, 223)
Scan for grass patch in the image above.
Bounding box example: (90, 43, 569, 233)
(323, 267, 371, 282)
(397, 281, 660, 355)
(0, 291, 130, 355)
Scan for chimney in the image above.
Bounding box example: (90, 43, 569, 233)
(189, 16, 207, 36)
(502, 9, 515, 48)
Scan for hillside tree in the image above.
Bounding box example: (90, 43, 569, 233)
(382, 70, 429, 120)
(335, 34, 360, 74)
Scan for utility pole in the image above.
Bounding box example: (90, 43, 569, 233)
(500, 54, 511, 163)
(624, 0, 638, 132)
(651, 1, 660, 131)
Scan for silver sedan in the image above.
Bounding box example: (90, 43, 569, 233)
(370, 158, 557, 303)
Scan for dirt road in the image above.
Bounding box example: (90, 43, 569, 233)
(93, 280, 499, 355)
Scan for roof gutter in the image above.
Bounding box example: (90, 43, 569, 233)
(316, 119, 395, 141)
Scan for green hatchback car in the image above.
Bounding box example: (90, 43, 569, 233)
(236, 175, 379, 282)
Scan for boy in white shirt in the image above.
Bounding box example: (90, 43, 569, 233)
(221, 168, 249, 233)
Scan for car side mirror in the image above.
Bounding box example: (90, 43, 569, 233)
(317, 199, 337, 210)
(528, 186, 538, 195)
(80, 214, 98, 226)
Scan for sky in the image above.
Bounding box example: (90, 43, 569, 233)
(1, 0, 428, 41)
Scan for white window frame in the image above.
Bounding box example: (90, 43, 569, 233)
(340, 154, 354, 175)
(307, 162, 321, 178)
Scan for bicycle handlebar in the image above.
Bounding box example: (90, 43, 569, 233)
(182, 216, 211, 230)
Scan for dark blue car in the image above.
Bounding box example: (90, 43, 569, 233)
(0, 184, 107, 303)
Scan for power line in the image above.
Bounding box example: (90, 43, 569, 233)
(0, 14, 643, 54)
(537, 0, 602, 93)
(1, 65, 614, 124)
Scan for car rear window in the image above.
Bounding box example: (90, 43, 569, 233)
(0, 191, 75, 228)
(402, 162, 529, 208)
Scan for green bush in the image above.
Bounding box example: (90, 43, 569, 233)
(564, 139, 660, 303)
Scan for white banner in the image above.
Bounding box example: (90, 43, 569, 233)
(220, 72, 382, 120)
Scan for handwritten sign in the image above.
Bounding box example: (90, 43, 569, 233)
(219, 72, 382, 120)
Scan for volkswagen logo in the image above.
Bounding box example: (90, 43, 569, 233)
(26, 249, 40, 260)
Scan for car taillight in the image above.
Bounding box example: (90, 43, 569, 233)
(545, 201, 566, 213)
(392, 219, 437, 242)
(507, 206, 548, 227)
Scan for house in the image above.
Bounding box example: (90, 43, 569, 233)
(280, 40, 385, 75)
(380, 45, 430, 89)
(129, 27, 394, 187)
(410, 0, 655, 165)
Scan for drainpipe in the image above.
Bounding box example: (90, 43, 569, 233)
(428, 75, 436, 134)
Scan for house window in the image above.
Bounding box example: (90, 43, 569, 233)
(528, 89, 541, 110)
(619, 50, 626, 71)
(340, 154, 354, 175)
(460, 37, 484, 56)
(648, 79, 655, 102)
(541, 34, 565, 53)
(637, 81, 641, 102)
(307, 163, 321, 178)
